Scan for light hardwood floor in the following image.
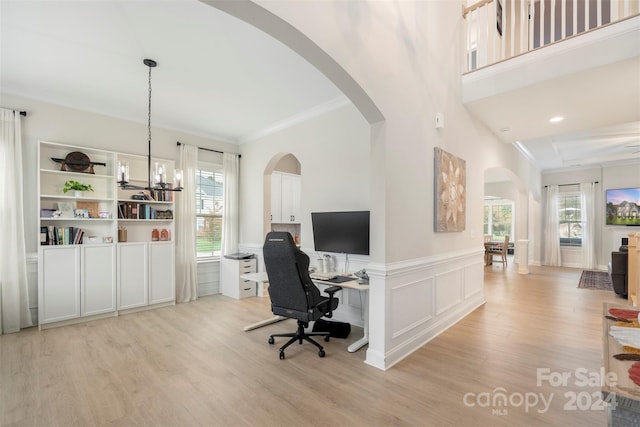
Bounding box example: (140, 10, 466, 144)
(0, 261, 625, 426)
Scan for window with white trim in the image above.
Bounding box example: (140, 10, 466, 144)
(558, 192, 582, 247)
(483, 199, 514, 242)
(196, 162, 224, 258)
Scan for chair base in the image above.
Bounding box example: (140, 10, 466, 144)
(269, 320, 330, 359)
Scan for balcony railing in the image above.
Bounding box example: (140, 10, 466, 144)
(463, 0, 640, 72)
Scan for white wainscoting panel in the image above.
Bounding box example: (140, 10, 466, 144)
(435, 269, 463, 315)
(197, 260, 220, 297)
(365, 248, 486, 371)
(465, 261, 485, 298)
(390, 276, 434, 339)
(26, 252, 38, 325)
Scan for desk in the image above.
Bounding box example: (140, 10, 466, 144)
(241, 271, 370, 353)
(313, 276, 370, 353)
(240, 272, 286, 331)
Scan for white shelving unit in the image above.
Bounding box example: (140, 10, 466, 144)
(115, 153, 175, 313)
(38, 141, 117, 327)
(37, 141, 176, 328)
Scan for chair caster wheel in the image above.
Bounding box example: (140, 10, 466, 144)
(279, 351, 285, 360)
(324, 336, 330, 342)
(268, 337, 275, 345)
(318, 349, 325, 358)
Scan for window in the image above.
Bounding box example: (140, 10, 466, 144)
(558, 193, 582, 247)
(483, 199, 513, 242)
(196, 163, 224, 258)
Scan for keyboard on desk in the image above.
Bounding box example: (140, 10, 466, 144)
(309, 272, 337, 280)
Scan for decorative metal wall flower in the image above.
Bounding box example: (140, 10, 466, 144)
(434, 147, 466, 232)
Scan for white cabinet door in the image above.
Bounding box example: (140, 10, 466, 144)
(284, 174, 301, 224)
(272, 172, 301, 224)
(117, 243, 148, 310)
(270, 173, 282, 223)
(39, 246, 81, 324)
(82, 244, 116, 316)
(149, 242, 175, 304)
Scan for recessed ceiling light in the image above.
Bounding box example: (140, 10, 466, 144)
(549, 116, 564, 123)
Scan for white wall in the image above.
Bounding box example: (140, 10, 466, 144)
(256, 0, 539, 263)
(238, 102, 370, 248)
(230, 1, 541, 369)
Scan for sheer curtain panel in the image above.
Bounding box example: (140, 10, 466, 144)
(581, 182, 597, 269)
(543, 185, 562, 267)
(175, 143, 198, 302)
(222, 153, 239, 255)
(0, 109, 33, 333)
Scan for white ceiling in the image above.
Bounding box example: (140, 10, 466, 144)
(0, 0, 343, 144)
(1, 0, 639, 172)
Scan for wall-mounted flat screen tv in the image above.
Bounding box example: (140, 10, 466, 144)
(606, 187, 640, 226)
(311, 211, 370, 255)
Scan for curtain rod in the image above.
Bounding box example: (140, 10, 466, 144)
(544, 181, 599, 188)
(176, 141, 241, 158)
(19, 111, 27, 117)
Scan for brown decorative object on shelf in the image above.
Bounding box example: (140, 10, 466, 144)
(152, 229, 159, 241)
(51, 152, 106, 174)
(155, 210, 173, 220)
(160, 229, 169, 241)
(64, 151, 90, 172)
(77, 201, 99, 219)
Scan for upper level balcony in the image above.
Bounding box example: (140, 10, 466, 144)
(462, 0, 640, 170)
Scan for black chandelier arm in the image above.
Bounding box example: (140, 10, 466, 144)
(117, 58, 182, 193)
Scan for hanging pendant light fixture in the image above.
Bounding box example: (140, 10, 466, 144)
(118, 59, 183, 192)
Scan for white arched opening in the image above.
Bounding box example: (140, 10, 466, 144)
(263, 153, 302, 242)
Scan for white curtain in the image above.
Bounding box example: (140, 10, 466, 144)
(221, 153, 239, 256)
(0, 109, 33, 333)
(581, 182, 597, 269)
(175, 143, 198, 303)
(543, 185, 562, 266)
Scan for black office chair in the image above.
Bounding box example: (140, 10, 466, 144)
(263, 232, 341, 359)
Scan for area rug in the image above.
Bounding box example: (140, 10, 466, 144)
(578, 270, 613, 291)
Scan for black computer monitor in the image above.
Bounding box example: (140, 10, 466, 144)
(311, 211, 370, 255)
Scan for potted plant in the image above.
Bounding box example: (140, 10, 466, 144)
(63, 180, 94, 197)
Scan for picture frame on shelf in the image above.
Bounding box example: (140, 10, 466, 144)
(57, 201, 76, 218)
(74, 208, 90, 218)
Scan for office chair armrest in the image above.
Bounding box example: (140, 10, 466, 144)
(324, 285, 342, 295)
(323, 285, 342, 318)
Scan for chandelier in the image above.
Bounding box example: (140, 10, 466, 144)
(118, 59, 183, 192)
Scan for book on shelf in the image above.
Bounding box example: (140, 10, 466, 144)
(40, 226, 48, 245)
(151, 183, 173, 202)
(117, 202, 171, 220)
(41, 225, 85, 245)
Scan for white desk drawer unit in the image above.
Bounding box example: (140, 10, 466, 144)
(220, 256, 257, 299)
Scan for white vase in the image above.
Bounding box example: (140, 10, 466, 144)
(74, 190, 82, 198)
